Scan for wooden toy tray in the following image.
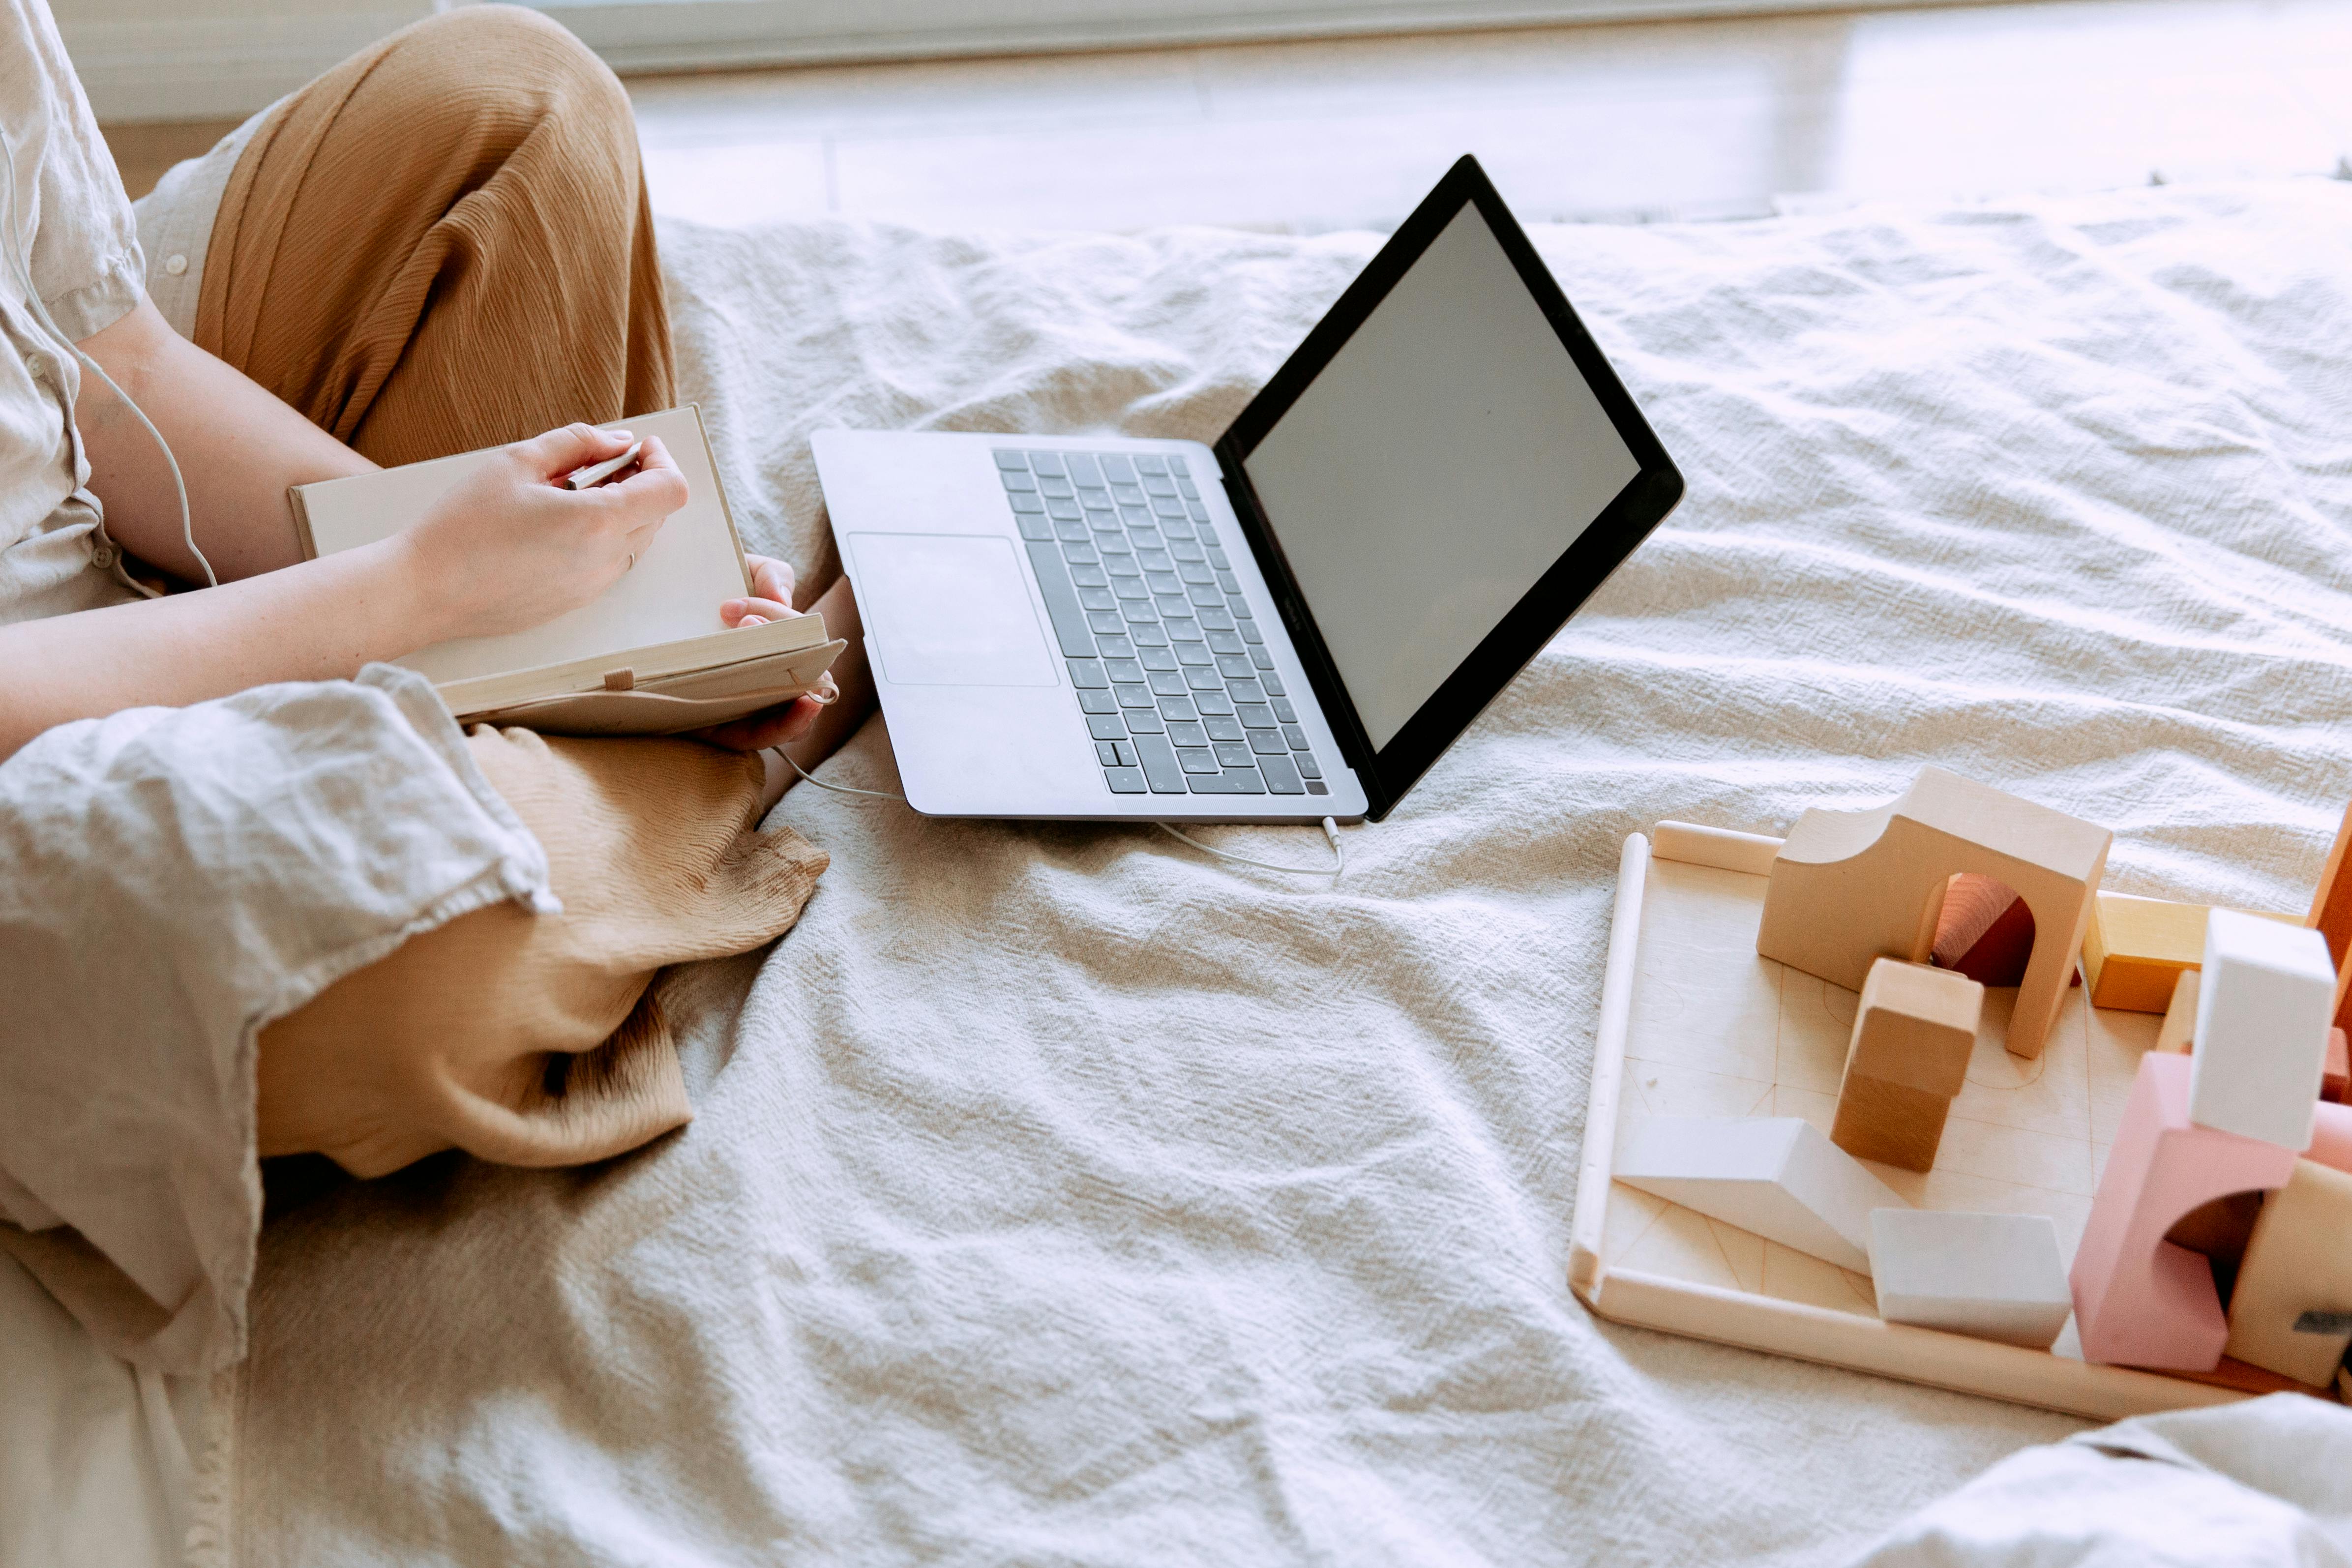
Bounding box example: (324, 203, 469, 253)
(1568, 822, 2329, 1421)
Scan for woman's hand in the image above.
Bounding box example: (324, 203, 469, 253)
(693, 553, 837, 752)
(398, 425, 690, 644)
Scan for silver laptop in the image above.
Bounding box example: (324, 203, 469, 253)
(812, 156, 1684, 824)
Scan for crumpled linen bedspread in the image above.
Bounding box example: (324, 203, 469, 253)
(207, 181, 2352, 1567)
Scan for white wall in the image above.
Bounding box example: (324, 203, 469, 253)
(54, 0, 434, 123)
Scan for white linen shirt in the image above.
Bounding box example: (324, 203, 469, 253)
(0, 0, 155, 624)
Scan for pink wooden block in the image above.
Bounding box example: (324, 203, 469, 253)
(2072, 1053, 2297, 1370)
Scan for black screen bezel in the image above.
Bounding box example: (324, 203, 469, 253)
(1212, 154, 1684, 822)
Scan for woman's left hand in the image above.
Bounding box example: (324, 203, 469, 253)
(690, 553, 838, 752)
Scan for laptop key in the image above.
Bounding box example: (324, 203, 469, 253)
(1148, 670, 1188, 697)
(1087, 713, 1129, 741)
(1047, 498, 1082, 521)
(1146, 571, 1182, 595)
(1113, 578, 1150, 601)
(1124, 707, 1165, 733)
(1249, 729, 1287, 756)
(1206, 546, 1230, 568)
(1231, 680, 1268, 706)
(1179, 562, 1217, 586)
(1296, 753, 1323, 779)
(1171, 539, 1205, 562)
(1078, 587, 1115, 612)
(1226, 596, 1252, 620)
(1258, 754, 1305, 795)
(1206, 627, 1244, 654)
(1038, 474, 1075, 499)
(1197, 524, 1221, 544)
(1120, 601, 1159, 623)
(1104, 657, 1143, 682)
(1079, 690, 1118, 714)
(1056, 520, 1089, 541)
(1261, 672, 1285, 697)
(1128, 624, 1166, 648)
(1142, 474, 1177, 497)
(1101, 453, 1137, 481)
(1061, 541, 1099, 565)
(1168, 720, 1208, 748)
(1067, 659, 1107, 688)
(1238, 618, 1263, 644)
(1198, 606, 1236, 630)
(1070, 564, 1108, 588)
(1067, 452, 1102, 484)
(1215, 653, 1252, 679)
(1271, 696, 1298, 723)
(1136, 455, 1168, 475)
(1177, 476, 1199, 500)
(1141, 646, 1179, 671)
(1021, 539, 1098, 658)
(1115, 683, 1155, 708)
(1282, 724, 1310, 749)
(1132, 732, 1188, 793)
(1001, 469, 1037, 492)
(994, 449, 1029, 471)
(1250, 647, 1274, 671)
(1204, 713, 1245, 742)
(1016, 514, 1053, 542)
(1104, 767, 1146, 794)
(1138, 548, 1173, 570)
(1217, 571, 1242, 594)
(1189, 769, 1266, 796)
(1096, 740, 1122, 767)
(1028, 451, 1067, 476)
(1086, 611, 1125, 635)
(1177, 747, 1220, 774)
(1187, 583, 1223, 609)
(1194, 689, 1236, 716)
(1163, 615, 1203, 642)
(1187, 500, 1210, 523)
(1185, 666, 1222, 692)
(1213, 741, 1254, 768)
(1176, 642, 1215, 666)
(1157, 694, 1199, 721)
(1236, 702, 1276, 728)
(1010, 492, 1045, 513)
(1153, 495, 1185, 517)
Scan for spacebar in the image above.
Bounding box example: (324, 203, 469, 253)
(1023, 539, 1098, 657)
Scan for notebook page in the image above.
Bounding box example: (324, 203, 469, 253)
(296, 406, 747, 687)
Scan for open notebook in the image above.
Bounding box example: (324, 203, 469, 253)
(291, 405, 844, 736)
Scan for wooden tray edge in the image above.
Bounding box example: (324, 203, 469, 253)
(1569, 831, 1652, 1300)
(1587, 1268, 2247, 1421)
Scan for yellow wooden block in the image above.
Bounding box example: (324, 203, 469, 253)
(2223, 1158, 2352, 1387)
(2082, 893, 2299, 1014)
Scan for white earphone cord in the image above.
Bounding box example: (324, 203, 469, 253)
(774, 748, 1346, 879)
(0, 129, 211, 590)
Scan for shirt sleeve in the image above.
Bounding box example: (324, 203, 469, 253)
(0, 0, 143, 343)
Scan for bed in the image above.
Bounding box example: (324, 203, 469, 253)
(16, 176, 2352, 1568)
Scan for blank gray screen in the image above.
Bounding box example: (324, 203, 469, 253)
(1243, 206, 1641, 751)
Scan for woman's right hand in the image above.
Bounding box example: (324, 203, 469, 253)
(397, 424, 691, 643)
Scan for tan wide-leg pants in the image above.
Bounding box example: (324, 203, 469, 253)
(210, 7, 825, 1179)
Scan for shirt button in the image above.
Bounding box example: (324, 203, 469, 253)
(89, 541, 118, 569)
(25, 352, 49, 381)
(164, 253, 188, 277)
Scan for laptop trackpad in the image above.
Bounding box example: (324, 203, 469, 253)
(848, 532, 1057, 687)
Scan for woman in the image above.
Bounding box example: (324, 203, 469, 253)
(0, 0, 868, 1367)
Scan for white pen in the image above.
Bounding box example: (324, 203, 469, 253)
(562, 439, 643, 490)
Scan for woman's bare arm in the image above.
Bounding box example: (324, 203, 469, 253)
(73, 296, 374, 583)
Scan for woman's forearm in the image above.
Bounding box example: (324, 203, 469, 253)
(0, 536, 445, 758)
(74, 296, 376, 583)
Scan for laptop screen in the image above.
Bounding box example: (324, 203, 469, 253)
(1239, 204, 1643, 751)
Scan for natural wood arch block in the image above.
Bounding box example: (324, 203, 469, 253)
(2308, 796, 2352, 1039)
(1757, 767, 2110, 1060)
(2070, 1053, 2296, 1371)
(1831, 958, 1983, 1172)
(2222, 1158, 2352, 1386)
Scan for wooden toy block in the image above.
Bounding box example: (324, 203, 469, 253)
(2307, 795, 2352, 1038)
(2070, 1053, 2296, 1370)
(1868, 1209, 2073, 1349)
(1831, 958, 1982, 1172)
(2155, 968, 2198, 1054)
(2190, 909, 2334, 1150)
(1756, 767, 2110, 1062)
(2330, 1029, 2350, 1104)
(2222, 1158, 2352, 1386)
(2306, 1100, 2352, 1173)
(1930, 872, 2036, 985)
(2085, 895, 2299, 1014)
(1615, 1116, 1907, 1274)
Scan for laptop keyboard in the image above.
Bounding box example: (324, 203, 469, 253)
(993, 447, 1329, 799)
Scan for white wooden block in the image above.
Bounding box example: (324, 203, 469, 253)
(2189, 909, 2334, 1150)
(1867, 1209, 2073, 1350)
(1614, 1117, 1907, 1274)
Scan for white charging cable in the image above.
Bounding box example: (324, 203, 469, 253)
(0, 129, 212, 590)
(774, 747, 1348, 880)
